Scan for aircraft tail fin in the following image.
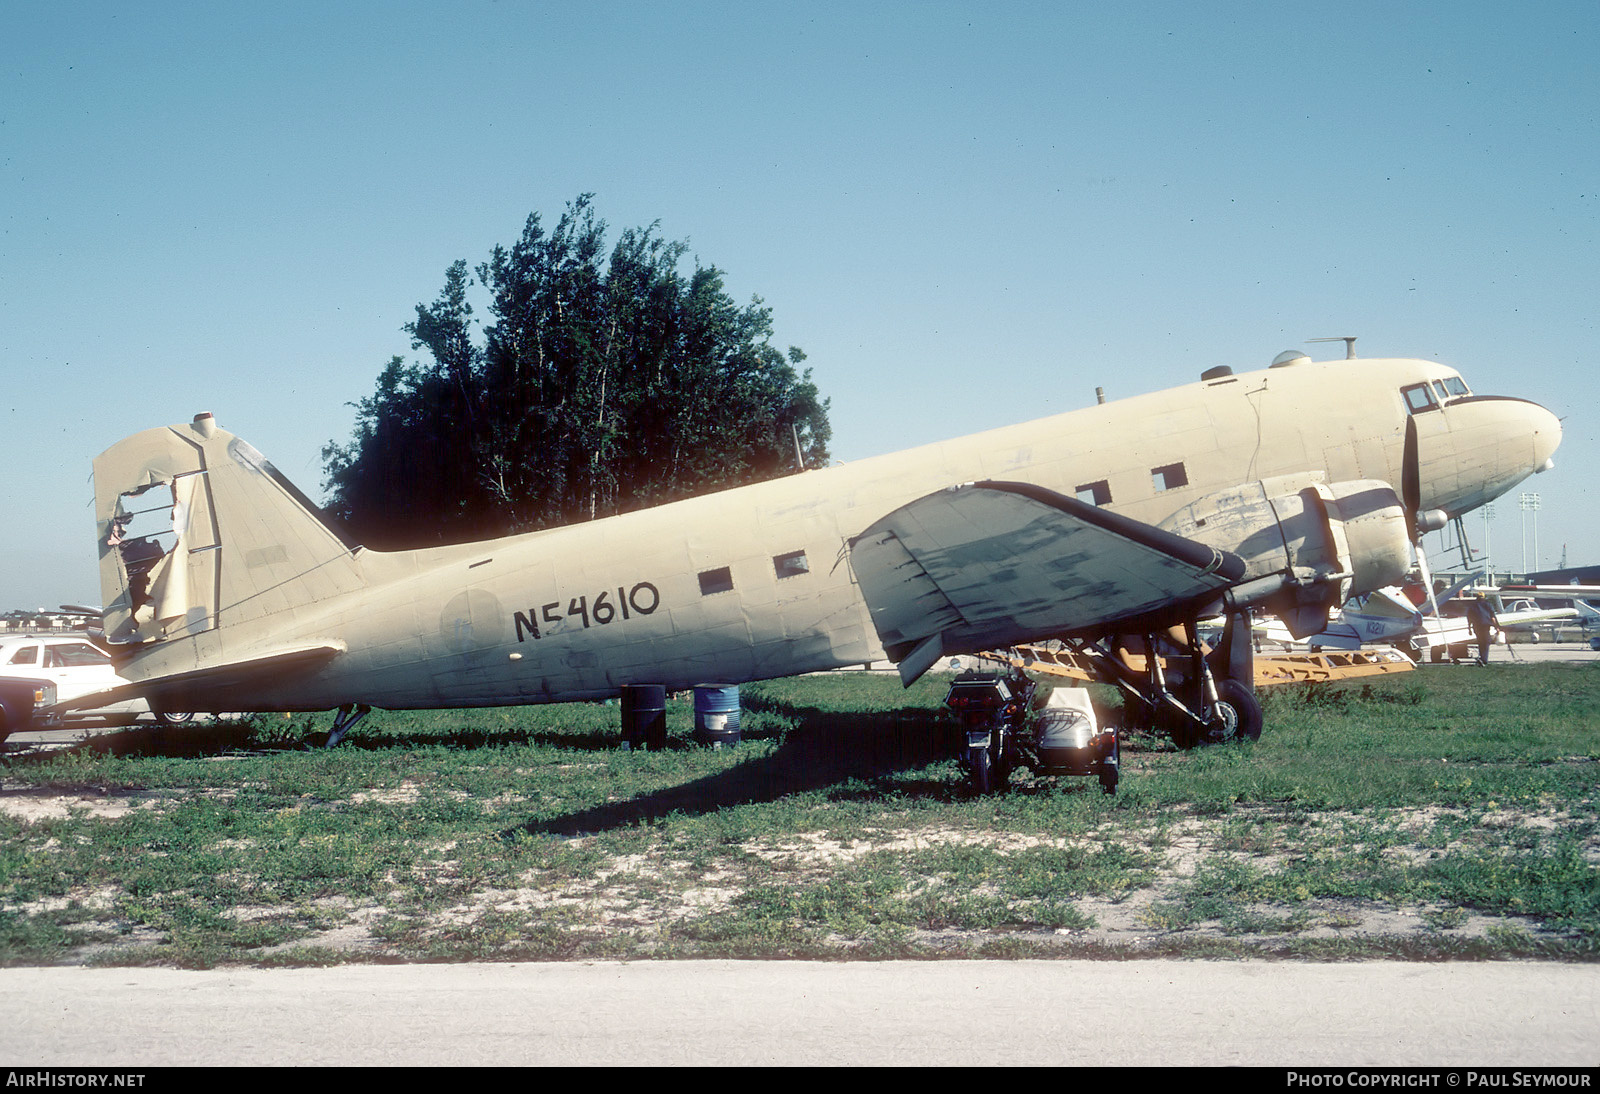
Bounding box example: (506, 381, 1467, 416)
(92, 414, 365, 646)
(1437, 570, 1484, 603)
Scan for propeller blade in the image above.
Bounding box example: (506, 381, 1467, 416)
(1402, 415, 1421, 544)
(1416, 538, 1442, 622)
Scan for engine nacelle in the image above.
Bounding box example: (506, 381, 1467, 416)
(1158, 473, 1412, 638)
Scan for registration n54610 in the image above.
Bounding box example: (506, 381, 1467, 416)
(513, 582, 660, 641)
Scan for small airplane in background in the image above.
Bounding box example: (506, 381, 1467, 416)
(1254, 572, 1480, 655)
(1495, 584, 1600, 613)
(1493, 584, 1600, 641)
(71, 346, 1561, 782)
(1257, 574, 1579, 661)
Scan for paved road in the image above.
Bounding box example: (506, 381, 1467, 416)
(1, 959, 1595, 1066)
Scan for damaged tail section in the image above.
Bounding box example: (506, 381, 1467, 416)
(93, 413, 365, 648)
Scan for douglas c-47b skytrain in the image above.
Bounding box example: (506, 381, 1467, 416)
(78, 346, 1560, 774)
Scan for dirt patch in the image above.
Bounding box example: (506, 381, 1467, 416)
(2, 788, 1586, 964)
(0, 787, 161, 821)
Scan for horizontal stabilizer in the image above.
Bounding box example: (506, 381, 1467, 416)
(58, 642, 345, 714)
(848, 480, 1246, 681)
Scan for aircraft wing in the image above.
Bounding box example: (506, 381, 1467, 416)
(1257, 618, 1364, 651)
(1498, 585, 1600, 599)
(847, 481, 1246, 684)
(1495, 606, 1578, 629)
(1409, 616, 1473, 649)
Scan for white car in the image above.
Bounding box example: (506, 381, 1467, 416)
(0, 635, 153, 725)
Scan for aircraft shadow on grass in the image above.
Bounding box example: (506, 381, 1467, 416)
(12, 695, 1130, 831)
(508, 691, 1121, 839)
(8, 701, 991, 831)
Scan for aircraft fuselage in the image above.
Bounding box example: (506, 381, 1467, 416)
(94, 355, 1560, 711)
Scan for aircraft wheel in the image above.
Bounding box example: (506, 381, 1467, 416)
(1168, 711, 1199, 750)
(1122, 696, 1156, 733)
(1201, 681, 1263, 745)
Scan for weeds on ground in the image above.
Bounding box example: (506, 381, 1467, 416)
(1, 665, 1596, 965)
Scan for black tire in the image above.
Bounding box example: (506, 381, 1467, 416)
(1123, 695, 1155, 732)
(1099, 731, 1120, 794)
(969, 747, 993, 795)
(992, 754, 1013, 791)
(1200, 680, 1263, 745)
(1166, 704, 1199, 750)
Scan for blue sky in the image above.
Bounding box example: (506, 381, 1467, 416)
(4, 1, 1595, 607)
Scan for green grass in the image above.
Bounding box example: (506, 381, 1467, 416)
(0, 664, 1596, 966)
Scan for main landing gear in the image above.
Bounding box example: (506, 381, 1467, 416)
(1097, 613, 1262, 750)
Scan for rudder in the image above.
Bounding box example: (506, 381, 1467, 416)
(93, 413, 364, 646)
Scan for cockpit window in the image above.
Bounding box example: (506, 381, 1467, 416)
(1402, 383, 1438, 414)
(1412, 376, 1473, 410)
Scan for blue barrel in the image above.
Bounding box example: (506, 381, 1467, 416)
(693, 684, 741, 746)
(620, 684, 667, 750)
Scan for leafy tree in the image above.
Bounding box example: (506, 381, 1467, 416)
(323, 196, 830, 548)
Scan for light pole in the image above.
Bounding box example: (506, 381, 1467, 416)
(1481, 502, 1495, 582)
(1519, 492, 1540, 575)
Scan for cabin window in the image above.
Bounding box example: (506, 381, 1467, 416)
(698, 566, 735, 596)
(1444, 376, 1470, 397)
(1075, 480, 1112, 506)
(773, 550, 810, 579)
(1433, 380, 1451, 403)
(1402, 383, 1438, 414)
(1150, 463, 1188, 493)
(7, 645, 38, 666)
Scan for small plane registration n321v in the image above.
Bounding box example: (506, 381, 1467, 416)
(82, 349, 1560, 764)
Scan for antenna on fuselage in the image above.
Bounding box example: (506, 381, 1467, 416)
(1308, 336, 1358, 359)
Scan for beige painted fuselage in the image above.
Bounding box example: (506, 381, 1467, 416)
(92, 355, 1560, 712)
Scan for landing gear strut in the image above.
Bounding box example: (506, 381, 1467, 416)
(325, 703, 371, 747)
(1068, 609, 1263, 751)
